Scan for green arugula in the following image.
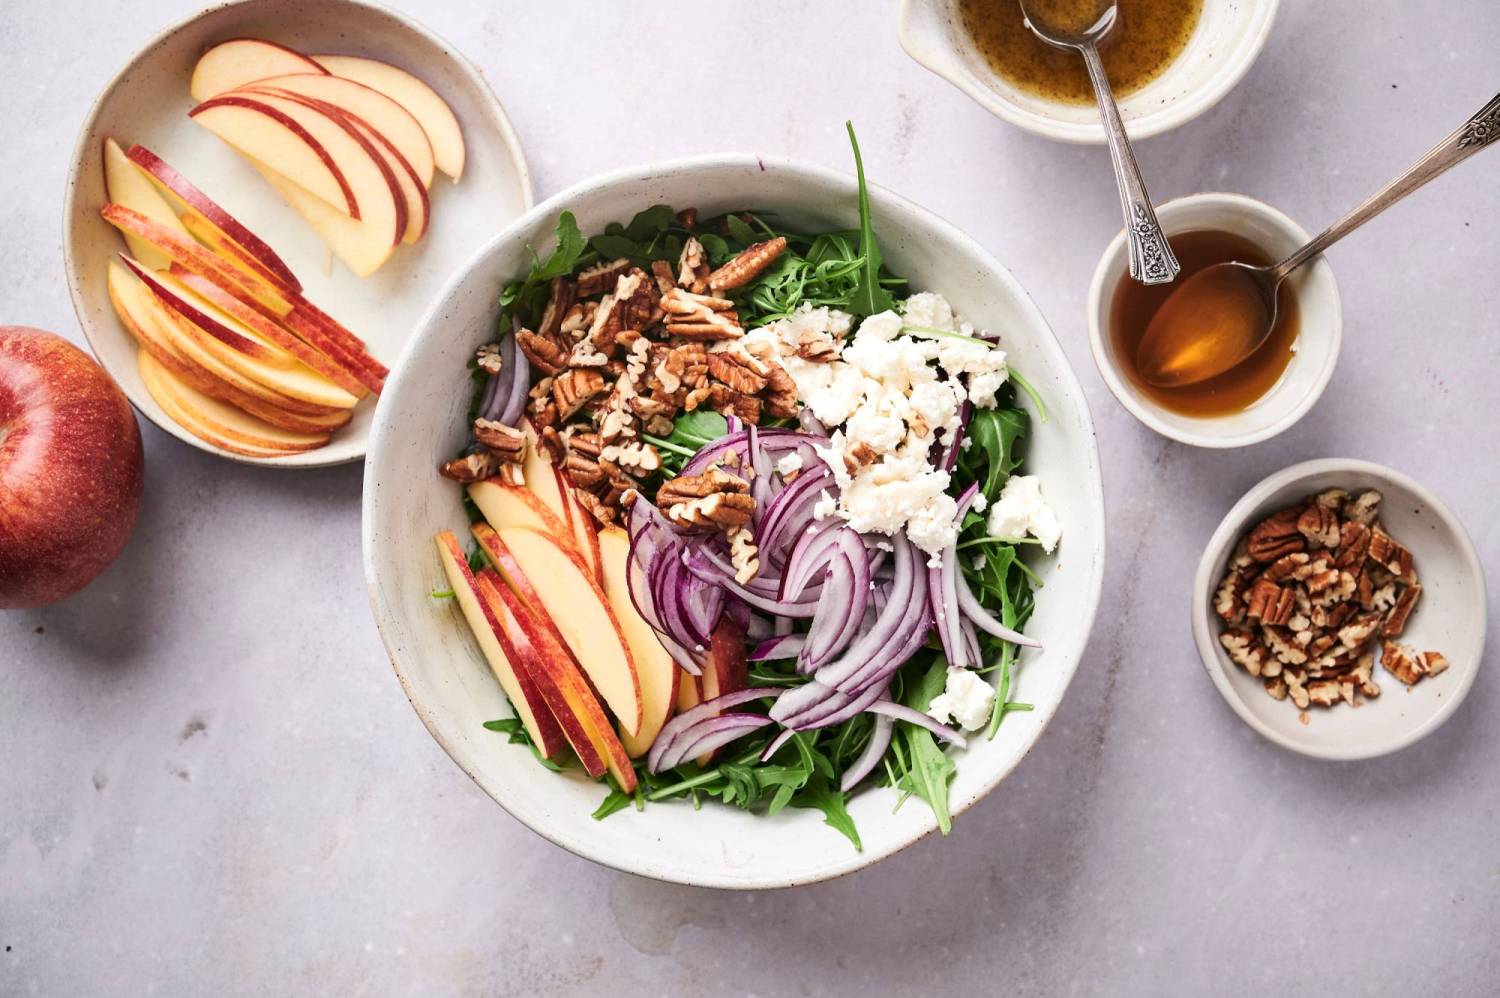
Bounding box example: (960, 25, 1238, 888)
(844, 121, 898, 318)
(888, 659, 957, 834)
(641, 410, 730, 476)
(499, 211, 591, 326)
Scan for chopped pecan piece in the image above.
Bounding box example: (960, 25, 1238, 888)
(1342, 489, 1382, 526)
(576, 257, 632, 297)
(1262, 626, 1308, 666)
(678, 237, 710, 291)
(1422, 651, 1450, 678)
(761, 362, 799, 419)
(650, 259, 677, 296)
(727, 525, 760, 584)
(475, 342, 504, 375)
(665, 491, 755, 529)
(539, 425, 566, 463)
(517, 328, 568, 376)
(563, 450, 605, 489)
(661, 288, 742, 341)
(1246, 578, 1296, 626)
(438, 449, 499, 484)
(537, 278, 575, 340)
(1264, 675, 1289, 700)
(1378, 582, 1421, 637)
(1247, 506, 1306, 562)
(707, 349, 770, 395)
(1367, 527, 1416, 583)
(552, 368, 607, 420)
(572, 489, 617, 526)
(473, 419, 525, 462)
(1261, 552, 1310, 583)
(1381, 640, 1426, 685)
(707, 237, 787, 291)
(1297, 503, 1341, 549)
(1306, 679, 1343, 708)
(599, 441, 661, 476)
(1336, 612, 1384, 649)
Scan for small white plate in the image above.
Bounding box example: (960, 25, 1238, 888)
(1192, 459, 1487, 760)
(62, 0, 533, 468)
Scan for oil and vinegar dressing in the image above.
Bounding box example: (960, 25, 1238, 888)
(958, 0, 1203, 104)
(1109, 229, 1300, 417)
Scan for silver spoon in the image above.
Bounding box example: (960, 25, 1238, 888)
(1137, 91, 1500, 387)
(1019, 0, 1180, 285)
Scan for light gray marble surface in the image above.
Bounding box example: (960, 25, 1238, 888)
(3, 2, 1498, 995)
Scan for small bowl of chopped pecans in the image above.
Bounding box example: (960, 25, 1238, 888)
(1192, 458, 1486, 760)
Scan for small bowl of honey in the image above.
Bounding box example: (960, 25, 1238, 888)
(1087, 192, 1342, 447)
(898, 0, 1279, 143)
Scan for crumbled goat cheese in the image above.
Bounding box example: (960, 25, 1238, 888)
(986, 475, 1062, 553)
(927, 667, 996, 731)
(746, 295, 1010, 559)
(775, 452, 804, 478)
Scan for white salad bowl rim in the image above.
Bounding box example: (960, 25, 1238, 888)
(363, 153, 1107, 888)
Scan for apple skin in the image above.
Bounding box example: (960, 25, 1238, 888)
(0, 327, 143, 608)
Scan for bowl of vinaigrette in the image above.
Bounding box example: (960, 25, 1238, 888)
(1087, 192, 1342, 447)
(898, 0, 1279, 143)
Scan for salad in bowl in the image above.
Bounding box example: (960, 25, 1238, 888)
(363, 132, 1103, 885)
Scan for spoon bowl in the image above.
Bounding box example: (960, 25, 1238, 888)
(1019, 0, 1118, 48)
(1136, 261, 1277, 386)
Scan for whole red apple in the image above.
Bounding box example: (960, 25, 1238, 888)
(0, 327, 144, 608)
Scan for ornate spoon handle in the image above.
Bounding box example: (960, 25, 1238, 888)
(1078, 41, 1180, 286)
(1271, 93, 1500, 283)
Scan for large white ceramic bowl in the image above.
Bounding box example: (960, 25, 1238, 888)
(1088, 193, 1342, 448)
(899, 0, 1279, 144)
(1192, 459, 1486, 760)
(362, 156, 1107, 888)
(63, 0, 533, 468)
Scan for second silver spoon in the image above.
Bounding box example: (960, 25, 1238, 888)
(1020, 0, 1181, 285)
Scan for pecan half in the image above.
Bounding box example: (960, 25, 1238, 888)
(552, 368, 606, 420)
(707, 349, 769, 395)
(1246, 578, 1296, 627)
(473, 419, 525, 463)
(537, 278, 575, 340)
(1297, 503, 1341, 549)
(1378, 582, 1421, 637)
(517, 328, 568, 376)
(1247, 507, 1306, 562)
(576, 257, 632, 297)
(707, 237, 787, 291)
(438, 449, 499, 484)
(661, 288, 742, 341)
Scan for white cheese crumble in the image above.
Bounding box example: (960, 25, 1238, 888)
(745, 295, 1012, 561)
(986, 475, 1062, 553)
(775, 451, 804, 478)
(926, 667, 996, 731)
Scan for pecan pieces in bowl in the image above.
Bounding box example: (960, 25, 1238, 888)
(1214, 488, 1447, 713)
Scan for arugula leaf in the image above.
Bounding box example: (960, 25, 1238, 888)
(890, 660, 958, 834)
(641, 410, 731, 476)
(844, 121, 897, 318)
(791, 772, 862, 851)
(625, 204, 675, 241)
(725, 213, 760, 248)
(532, 211, 587, 282)
(592, 785, 634, 820)
(483, 716, 567, 771)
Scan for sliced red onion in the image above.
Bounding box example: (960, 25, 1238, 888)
(495, 345, 530, 426)
(961, 618, 981, 669)
(779, 675, 891, 731)
(759, 468, 836, 569)
(682, 549, 820, 618)
(780, 519, 846, 600)
(798, 409, 828, 436)
(475, 368, 503, 420)
(868, 701, 967, 748)
(939, 400, 973, 472)
(650, 714, 773, 773)
(796, 532, 871, 673)
(839, 712, 894, 792)
(678, 428, 827, 480)
(840, 597, 934, 698)
(750, 633, 806, 661)
(931, 484, 981, 670)
(647, 687, 782, 772)
(759, 727, 797, 762)
(749, 424, 773, 520)
(955, 564, 1041, 648)
(804, 537, 921, 691)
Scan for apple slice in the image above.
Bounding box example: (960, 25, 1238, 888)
(171, 269, 368, 397)
(142, 353, 331, 453)
(599, 527, 680, 758)
(190, 38, 327, 102)
(273, 305, 386, 394)
(102, 138, 191, 271)
(339, 111, 429, 244)
(472, 522, 643, 737)
(558, 479, 605, 588)
(694, 616, 748, 765)
(519, 419, 573, 527)
(138, 352, 301, 457)
(190, 94, 360, 217)
(311, 54, 465, 181)
(102, 203, 294, 316)
(126, 144, 300, 291)
(468, 480, 579, 549)
(244, 74, 435, 187)
(475, 565, 636, 789)
(179, 208, 296, 296)
(433, 531, 565, 758)
(248, 162, 399, 277)
(119, 257, 358, 411)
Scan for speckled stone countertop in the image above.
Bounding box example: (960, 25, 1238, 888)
(3, 2, 1497, 995)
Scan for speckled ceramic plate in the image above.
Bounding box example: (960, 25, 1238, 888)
(1193, 459, 1486, 759)
(62, 0, 533, 468)
(362, 156, 1107, 888)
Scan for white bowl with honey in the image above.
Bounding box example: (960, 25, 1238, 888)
(1086, 192, 1342, 448)
(898, 0, 1279, 143)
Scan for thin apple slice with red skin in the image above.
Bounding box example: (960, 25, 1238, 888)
(249, 162, 399, 277)
(558, 472, 605, 588)
(142, 355, 331, 452)
(311, 54, 465, 181)
(190, 94, 360, 217)
(433, 531, 566, 759)
(519, 419, 574, 529)
(111, 258, 342, 417)
(111, 264, 349, 435)
(118, 256, 357, 410)
(102, 137, 191, 271)
(475, 565, 638, 789)
(137, 352, 303, 458)
(179, 208, 298, 296)
(472, 522, 644, 737)
(244, 74, 435, 188)
(209, 89, 407, 251)
(126, 143, 300, 291)
(599, 526, 681, 758)
(283, 297, 387, 385)
(190, 38, 327, 102)
(171, 268, 368, 397)
(103, 203, 294, 316)
(467, 480, 589, 566)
